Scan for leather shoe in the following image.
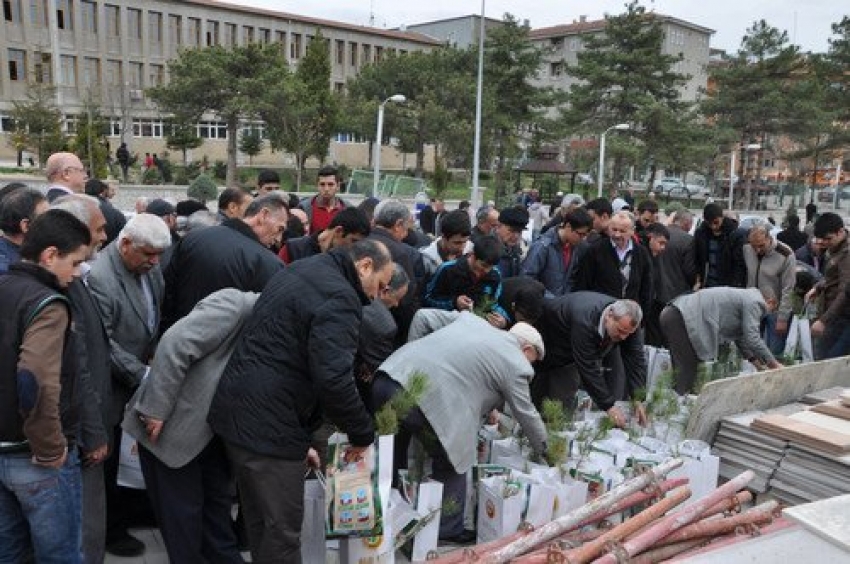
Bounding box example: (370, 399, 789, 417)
(106, 532, 145, 557)
(441, 529, 477, 545)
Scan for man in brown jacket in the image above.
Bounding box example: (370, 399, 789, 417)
(807, 213, 850, 359)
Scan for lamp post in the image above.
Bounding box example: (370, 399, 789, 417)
(373, 94, 406, 198)
(470, 0, 486, 211)
(597, 123, 630, 198)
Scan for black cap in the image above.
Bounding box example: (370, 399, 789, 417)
(175, 200, 208, 217)
(498, 207, 529, 231)
(145, 198, 175, 217)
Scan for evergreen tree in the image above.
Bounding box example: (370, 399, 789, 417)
(70, 97, 110, 178)
(9, 81, 65, 166)
(701, 20, 803, 207)
(261, 30, 338, 189)
(238, 128, 264, 165)
(148, 43, 287, 188)
(166, 120, 204, 166)
(483, 14, 554, 203)
(558, 1, 691, 194)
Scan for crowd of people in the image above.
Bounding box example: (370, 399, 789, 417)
(0, 153, 848, 563)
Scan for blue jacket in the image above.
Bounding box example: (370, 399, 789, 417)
(423, 256, 508, 319)
(521, 228, 578, 297)
(0, 237, 20, 274)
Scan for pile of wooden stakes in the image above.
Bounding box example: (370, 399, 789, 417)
(432, 459, 780, 563)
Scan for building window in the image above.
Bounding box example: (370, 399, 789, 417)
(223, 22, 236, 46)
(59, 55, 76, 86)
(334, 82, 344, 94)
(149, 64, 164, 86)
(34, 52, 51, 83)
(349, 42, 358, 66)
(128, 61, 143, 88)
(290, 33, 301, 59)
(375, 46, 383, 62)
(206, 20, 219, 46)
(335, 40, 344, 65)
(4, 0, 22, 23)
(0, 115, 16, 132)
(8, 48, 26, 81)
(187, 17, 201, 46)
(550, 62, 563, 76)
(29, 0, 47, 27)
(127, 8, 141, 39)
(362, 44, 371, 63)
(133, 118, 163, 138)
(259, 28, 270, 44)
(149, 12, 163, 45)
(197, 120, 228, 139)
(79, 0, 96, 33)
(106, 59, 122, 86)
(56, 0, 72, 30)
(243, 25, 254, 43)
(570, 38, 580, 51)
(64, 114, 79, 134)
(105, 3, 118, 36)
(82, 57, 100, 85)
(169, 14, 182, 47)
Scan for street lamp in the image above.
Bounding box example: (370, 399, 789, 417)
(597, 123, 630, 198)
(373, 94, 406, 198)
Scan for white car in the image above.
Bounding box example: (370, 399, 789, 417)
(654, 177, 687, 196)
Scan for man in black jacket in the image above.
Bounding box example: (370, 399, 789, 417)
(572, 211, 653, 322)
(160, 194, 286, 333)
(776, 214, 808, 252)
(208, 239, 392, 563)
(533, 292, 646, 428)
(693, 203, 747, 288)
(278, 207, 370, 264)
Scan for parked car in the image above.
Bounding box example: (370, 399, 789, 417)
(654, 177, 685, 195)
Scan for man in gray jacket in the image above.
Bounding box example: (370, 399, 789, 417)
(123, 289, 257, 564)
(660, 287, 783, 394)
(372, 313, 547, 542)
(743, 222, 796, 355)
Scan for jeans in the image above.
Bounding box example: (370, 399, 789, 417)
(0, 448, 82, 564)
(761, 313, 787, 356)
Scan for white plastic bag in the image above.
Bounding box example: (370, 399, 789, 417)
(301, 476, 326, 563)
(116, 431, 145, 489)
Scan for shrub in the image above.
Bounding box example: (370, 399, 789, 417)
(212, 160, 227, 180)
(141, 167, 163, 185)
(187, 173, 219, 204)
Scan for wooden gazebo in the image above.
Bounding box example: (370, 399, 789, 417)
(514, 145, 579, 204)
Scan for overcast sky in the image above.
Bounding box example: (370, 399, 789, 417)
(225, 0, 844, 54)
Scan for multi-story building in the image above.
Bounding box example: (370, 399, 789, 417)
(402, 14, 505, 49)
(0, 0, 440, 167)
(530, 14, 713, 102)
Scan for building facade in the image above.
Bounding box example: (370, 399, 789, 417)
(0, 0, 440, 167)
(530, 14, 713, 102)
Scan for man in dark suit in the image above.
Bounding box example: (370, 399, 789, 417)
(88, 213, 171, 557)
(85, 178, 126, 246)
(45, 152, 88, 202)
(161, 193, 286, 333)
(534, 292, 647, 428)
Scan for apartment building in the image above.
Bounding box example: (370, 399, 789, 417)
(0, 0, 440, 166)
(530, 14, 713, 102)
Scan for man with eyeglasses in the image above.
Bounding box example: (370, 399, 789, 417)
(45, 152, 89, 202)
(522, 208, 593, 297)
(806, 213, 850, 359)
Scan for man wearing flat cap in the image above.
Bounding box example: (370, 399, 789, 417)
(372, 313, 547, 543)
(495, 206, 529, 277)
